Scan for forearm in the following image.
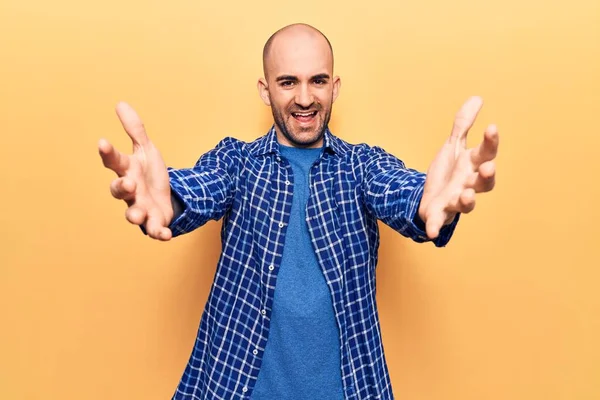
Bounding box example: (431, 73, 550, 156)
(362, 146, 459, 247)
(367, 174, 459, 246)
(166, 166, 233, 237)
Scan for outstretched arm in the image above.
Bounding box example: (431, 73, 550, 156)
(98, 102, 238, 240)
(362, 96, 499, 246)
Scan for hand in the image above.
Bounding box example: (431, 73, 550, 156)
(418, 96, 499, 239)
(98, 102, 174, 241)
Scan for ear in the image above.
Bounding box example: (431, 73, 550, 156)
(332, 76, 341, 103)
(257, 78, 271, 106)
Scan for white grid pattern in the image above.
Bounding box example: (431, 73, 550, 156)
(166, 127, 458, 399)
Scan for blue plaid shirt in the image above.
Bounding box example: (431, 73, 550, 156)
(166, 127, 458, 399)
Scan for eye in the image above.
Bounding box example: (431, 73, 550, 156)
(280, 81, 294, 87)
(314, 79, 327, 85)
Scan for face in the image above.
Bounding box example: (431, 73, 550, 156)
(258, 30, 341, 148)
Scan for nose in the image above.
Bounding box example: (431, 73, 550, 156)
(295, 83, 314, 108)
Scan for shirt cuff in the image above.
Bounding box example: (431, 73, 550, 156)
(166, 188, 189, 237)
(411, 210, 460, 247)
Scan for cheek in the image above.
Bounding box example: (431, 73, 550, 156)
(272, 92, 295, 109)
(316, 93, 333, 108)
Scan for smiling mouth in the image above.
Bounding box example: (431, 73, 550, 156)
(291, 111, 317, 123)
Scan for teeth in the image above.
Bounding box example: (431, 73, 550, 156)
(294, 112, 315, 117)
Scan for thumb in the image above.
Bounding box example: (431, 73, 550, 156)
(450, 96, 483, 150)
(145, 206, 172, 241)
(115, 102, 150, 148)
(423, 199, 447, 239)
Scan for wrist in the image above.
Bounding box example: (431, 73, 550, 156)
(168, 191, 184, 225)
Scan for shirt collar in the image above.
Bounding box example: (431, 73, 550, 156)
(249, 125, 345, 157)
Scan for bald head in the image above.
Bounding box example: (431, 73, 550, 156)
(257, 23, 341, 149)
(262, 23, 334, 80)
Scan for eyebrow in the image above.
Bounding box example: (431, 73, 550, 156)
(275, 73, 331, 82)
(275, 75, 298, 82)
(311, 73, 330, 81)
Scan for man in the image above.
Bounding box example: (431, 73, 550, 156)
(99, 23, 498, 400)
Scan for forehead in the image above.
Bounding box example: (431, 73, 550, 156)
(266, 33, 333, 79)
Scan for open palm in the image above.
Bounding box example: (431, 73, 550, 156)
(98, 102, 174, 241)
(418, 96, 499, 238)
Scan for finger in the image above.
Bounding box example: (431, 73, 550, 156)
(426, 213, 447, 239)
(458, 188, 476, 213)
(110, 177, 137, 201)
(125, 205, 147, 225)
(477, 161, 496, 192)
(115, 102, 150, 148)
(444, 187, 475, 214)
(450, 96, 484, 150)
(423, 199, 448, 239)
(466, 161, 496, 192)
(99, 138, 129, 176)
(470, 124, 499, 166)
(145, 208, 172, 241)
(159, 228, 173, 241)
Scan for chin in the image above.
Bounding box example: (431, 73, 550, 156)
(290, 131, 323, 146)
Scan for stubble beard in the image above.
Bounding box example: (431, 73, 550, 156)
(272, 103, 332, 148)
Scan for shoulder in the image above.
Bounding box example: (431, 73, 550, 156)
(193, 136, 248, 170)
(214, 131, 277, 158)
(332, 136, 402, 167)
(213, 136, 246, 153)
(208, 135, 263, 159)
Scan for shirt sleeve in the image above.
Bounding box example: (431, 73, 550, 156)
(361, 145, 459, 247)
(165, 137, 240, 238)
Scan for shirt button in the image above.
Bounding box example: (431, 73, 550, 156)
(268, 265, 274, 271)
(253, 349, 259, 355)
(276, 156, 281, 162)
(278, 222, 284, 228)
(242, 386, 248, 393)
(261, 309, 267, 315)
(285, 180, 290, 185)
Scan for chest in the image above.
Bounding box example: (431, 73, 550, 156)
(236, 155, 364, 218)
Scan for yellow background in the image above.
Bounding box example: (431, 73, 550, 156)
(1, 0, 599, 399)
